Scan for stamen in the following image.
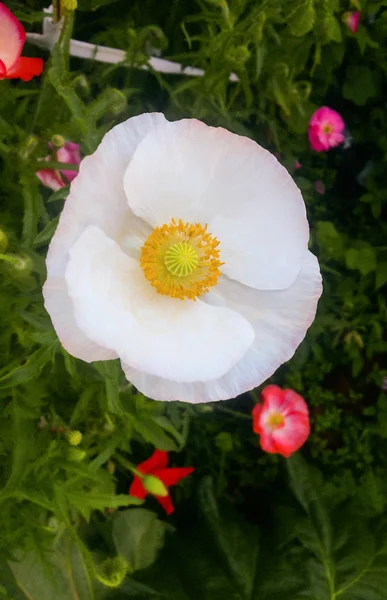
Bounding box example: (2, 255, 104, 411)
(267, 413, 285, 430)
(140, 219, 223, 300)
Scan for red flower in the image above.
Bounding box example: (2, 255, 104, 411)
(252, 385, 310, 458)
(0, 3, 43, 82)
(129, 449, 194, 515)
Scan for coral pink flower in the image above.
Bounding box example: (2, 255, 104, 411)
(343, 11, 361, 33)
(129, 449, 194, 515)
(252, 384, 310, 457)
(36, 142, 81, 191)
(0, 3, 43, 82)
(308, 107, 345, 153)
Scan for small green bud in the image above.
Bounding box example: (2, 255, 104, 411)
(68, 448, 86, 462)
(12, 255, 33, 274)
(142, 474, 168, 497)
(63, 0, 78, 9)
(0, 229, 8, 253)
(51, 134, 65, 148)
(67, 430, 82, 446)
(96, 556, 131, 588)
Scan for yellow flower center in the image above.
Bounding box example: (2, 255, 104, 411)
(267, 413, 285, 430)
(323, 123, 333, 134)
(164, 242, 199, 277)
(140, 218, 223, 300)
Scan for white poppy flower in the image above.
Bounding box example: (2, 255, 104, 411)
(43, 113, 322, 403)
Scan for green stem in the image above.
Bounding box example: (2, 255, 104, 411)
(53, 0, 62, 22)
(33, 161, 79, 172)
(0, 253, 21, 265)
(114, 453, 142, 477)
(215, 407, 252, 421)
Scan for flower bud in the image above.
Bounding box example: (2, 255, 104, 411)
(142, 474, 168, 497)
(96, 556, 131, 588)
(67, 448, 86, 462)
(12, 255, 33, 274)
(51, 134, 66, 149)
(67, 430, 82, 446)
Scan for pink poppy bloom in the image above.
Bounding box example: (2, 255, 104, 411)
(36, 142, 81, 191)
(0, 3, 43, 82)
(343, 11, 361, 33)
(252, 384, 310, 457)
(308, 107, 345, 153)
(314, 180, 325, 195)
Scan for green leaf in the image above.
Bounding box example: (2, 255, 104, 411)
(0, 343, 58, 390)
(343, 66, 379, 106)
(33, 216, 59, 248)
(112, 508, 169, 572)
(322, 14, 342, 43)
(288, 0, 315, 36)
(66, 491, 143, 516)
(134, 478, 261, 599)
(94, 360, 123, 414)
(8, 534, 95, 600)
(345, 247, 376, 275)
(376, 262, 387, 289)
(20, 174, 41, 250)
(47, 184, 70, 202)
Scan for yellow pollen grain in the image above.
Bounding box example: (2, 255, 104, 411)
(140, 218, 223, 300)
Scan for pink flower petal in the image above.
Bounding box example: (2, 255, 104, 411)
(308, 107, 345, 153)
(36, 168, 65, 192)
(344, 11, 361, 33)
(0, 2, 25, 71)
(57, 142, 81, 183)
(271, 413, 310, 457)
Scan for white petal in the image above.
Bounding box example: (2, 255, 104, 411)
(122, 251, 322, 402)
(46, 113, 167, 279)
(124, 119, 309, 290)
(44, 113, 166, 361)
(43, 277, 117, 362)
(65, 226, 255, 382)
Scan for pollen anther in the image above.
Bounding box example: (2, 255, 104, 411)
(140, 219, 223, 300)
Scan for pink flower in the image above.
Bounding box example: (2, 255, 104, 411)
(308, 107, 345, 152)
(294, 161, 302, 170)
(36, 142, 81, 191)
(0, 2, 43, 82)
(343, 11, 361, 33)
(314, 180, 325, 195)
(252, 384, 310, 458)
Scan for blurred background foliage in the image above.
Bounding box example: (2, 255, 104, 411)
(1, 0, 387, 597)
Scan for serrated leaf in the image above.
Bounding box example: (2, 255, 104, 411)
(0, 343, 58, 390)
